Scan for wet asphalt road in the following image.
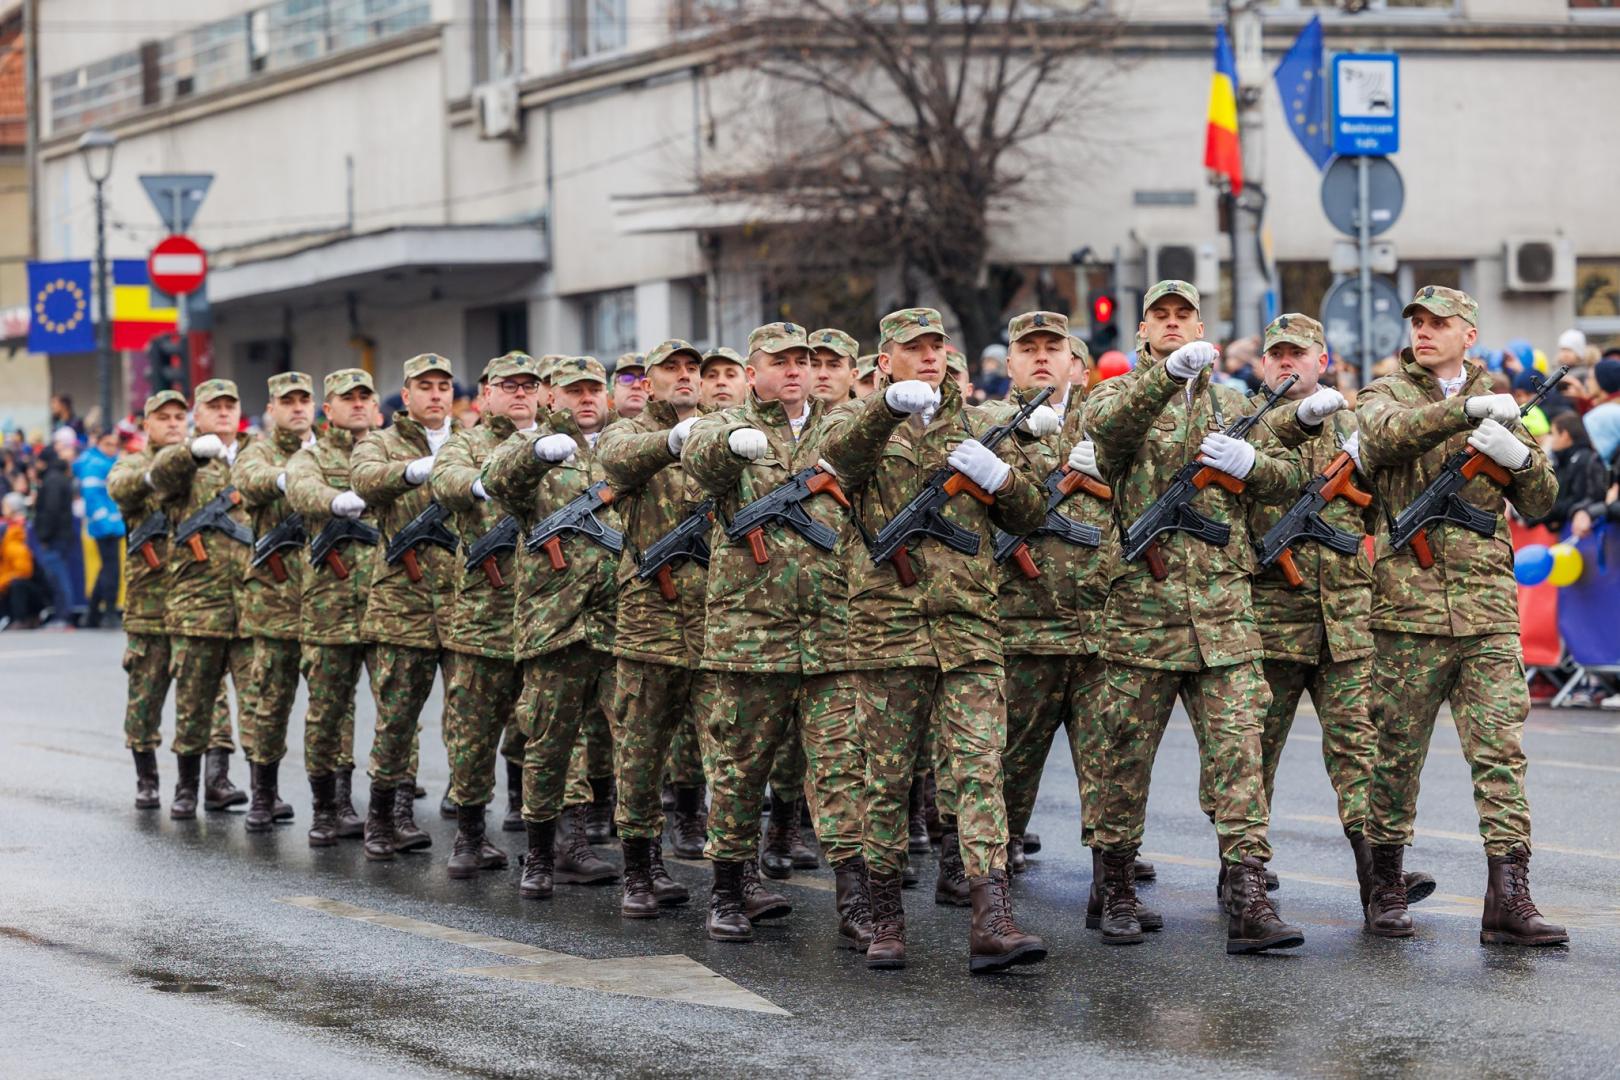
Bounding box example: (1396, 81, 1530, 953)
(2, 631, 1618, 1079)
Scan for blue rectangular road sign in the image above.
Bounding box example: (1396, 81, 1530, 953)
(1332, 52, 1399, 156)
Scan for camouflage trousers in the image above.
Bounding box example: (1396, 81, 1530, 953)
(244, 636, 303, 765)
(1366, 631, 1531, 856)
(518, 644, 614, 824)
(769, 727, 808, 801)
(301, 643, 365, 777)
(169, 634, 252, 757)
(443, 650, 523, 808)
(858, 663, 1007, 878)
(124, 633, 232, 752)
(365, 643, 441, 786)
(665, 715, 705, 787)
(700, 670, 865, 866)
(1095, 659, 1273, 865)
(1002, 652, 1108, 844)
(565, 670, 617, 805)
(610, 659, 717, 840)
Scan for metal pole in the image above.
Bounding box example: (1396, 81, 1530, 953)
(176, 292, 192, 394)
(93, 178, 113, 428)
(1229, 0, 1268, 340)
(1356, 155, 1373, 385)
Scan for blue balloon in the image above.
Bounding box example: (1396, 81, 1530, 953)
(1506, 339, 1535, 370)
(1515, 544, 1554, 586)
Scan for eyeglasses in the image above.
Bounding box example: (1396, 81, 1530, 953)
(616, 372, 648, 386)
(494, 379, 542, 395)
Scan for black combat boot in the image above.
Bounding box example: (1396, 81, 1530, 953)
(1364, 843, 1414, 938)
(935, 831, 971, 907)
(448, 804, 488, 880)
(1007, 835, 1027, 874)
(969, 869, 1048, 974)
(922, 771, 943, 846)
(519, 820, 555, 899)
(669, 783, 707, 860)
(307, 773, 339, 847)
(1481, 847, 1568, 947)
(648, 839, 689, 906)
(392, 785, 432, 852)
(1226, 856, 1304, 954)
(762, 790, 797, 880)
(334, 768, 363, 838)
(502, 760, 524, 832)
(1134, 857, 1156, 881)
(585, 775, 616, 844)
(132, 749, 160, 810)
(1096, 848, 1145, 945)
(170, 753, 201, 820)
(907, 776, 931, 855)
(661, 780, 677, 811)
(790, 798, 819, 869)
(1086, 848, 1162, 934)
(1022, 831, 1042, 854)
(439, 787, 457, 820)
(202, 748, 247, 810)
(620, 837, 659, 919)
(833, 856, 875, 952)
(866, 871, 906, 969)
(554, 806, 616, 884)
(707, 860, 753, 942)
(364, 782, 397, 861)
(244, 760, 279, 833)
(740, 858, 791, 920)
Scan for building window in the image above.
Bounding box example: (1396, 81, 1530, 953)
(579, 287, 637, 358)
(568, 0, 627, 60)
(473, 0, 520, 83)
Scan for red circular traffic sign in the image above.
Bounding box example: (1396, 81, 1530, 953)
(148, 235, 207, 295)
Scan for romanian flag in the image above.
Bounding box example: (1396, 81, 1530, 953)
(1204, 26, 1243, 194)
(111, 259, 178, 351)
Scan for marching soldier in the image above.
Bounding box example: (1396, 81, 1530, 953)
(284, 369, 379, 846)
(820, 308, 1053, 973)
(699, 347, 747, 410)
(1354, 287, 1567, 946)
(853, 355, 880, 399)
(613, 353, 650, 419)
(232, 372, 316, 831)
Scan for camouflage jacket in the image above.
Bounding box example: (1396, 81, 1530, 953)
(482, 410, 619, 662)
(148, 433, 255, 639)
(107, 446, 169, 635)
(598, 399, 710, 668)
(1355, 353, 1556, 637)
(683, 391, 850, 675)
(350, 414, 454, 650)
(1084, 350, 1303, 672)
(232, 425, 310, 641)
(982, 387, 1111, 657)
(285, 427, 375, 646)
(429, 414, 521, 660)
(821, 376, 1044, 673)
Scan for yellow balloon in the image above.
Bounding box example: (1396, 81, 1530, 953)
(1533, 349, 1549, 374)
(1548, 543, 1584, 586)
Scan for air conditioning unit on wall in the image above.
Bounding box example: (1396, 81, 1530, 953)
(475, 80, 523, 142)
(1504, 237, 1573, 293)
(1149, 242, 1221, 295)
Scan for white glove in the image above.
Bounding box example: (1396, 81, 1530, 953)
(667, 417, 698, 457)
(330, 491, 366, 519)
(947, 439, 1011, 494)
(1021, 404, 1061, 438)
(1465, 393, 1520, 426)
(189, 434, 225, 460)
(1297, 387, 1347, 427)
(728, 428, 769, 461)
(404, 456, 434, 485)
(885, 380, 939, 416)
(275, 472, 287, 492)
(533, 434, 578, 463)
(1197, 433, 1256, 479)
(1466, 418, 1530, 470)
(1067, 439, 1103, 481)
(1341, 431, 1363, 472)
(471, 479, 488, 501)
(1164, 341, 1218, 381)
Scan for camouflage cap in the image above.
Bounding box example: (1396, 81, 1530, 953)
(646, 339, 704, 368)
(1068, 334, 1092, 366)
(615, 352, 647, 373)
(324, 368, 375, 397)
(1007, 311, 1070, 343)
(1142, 280, 1201, 314)
(481, 351, 537, 383)
(267, 371, 313, 398)
(143, 389, 188, 416)
(552, 355, 608, 388)
(809, 328, 859, 358)
(1403, 285, 1478, 327)
(537, 354, 568, 382)
(1263, 313, 1326, 353)
(701, 346, 744, 370)
(193, 378, 239, 403)
(747, 322, 810, 355)
(945, 346, 968, 375)
(403, 353, 454, 380)
(855, 353, 880, 379)
(879, 308, 949, 345)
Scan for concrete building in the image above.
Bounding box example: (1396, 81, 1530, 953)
(21, 0, 1620, 416)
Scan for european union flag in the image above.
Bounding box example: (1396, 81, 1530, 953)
(1275, 16, 1332, 171)
(27, 259, 95, 354)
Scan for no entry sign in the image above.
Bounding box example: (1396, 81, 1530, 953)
(148, 235, 207, 295)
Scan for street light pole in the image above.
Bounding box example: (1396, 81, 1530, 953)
(77, 127, 117, 430)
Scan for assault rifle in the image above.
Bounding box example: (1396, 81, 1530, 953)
(309, 516, 381, 580)
(1253, 450, 1370, 587)
(250, 513, 307, 583)
(1121, 374, 1297, 581)
(868, 386, 1053, 587)
(724, 468, 849, 565)
(127, 511, 170, 571)
(524, 481, 622, 571)
(173, 486, 254, 562)
(637, 499, 714, 601)
(1389, 365, 1569, 568)
(463, 515, 520, 589)
(991, 462, 1109, 581)
(384, 500, 460, 583)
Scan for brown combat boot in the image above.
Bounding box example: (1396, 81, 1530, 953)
(833, 856, 875, 952)
(762, 790, 797, 880)
(244, 760, 279, 833)
(1481, 847, 1568, 947)
(907, 776, 931, 855)
(307, 773, 339, 847)
(203, 748, 247, 810)
(1348, 828, 1436, 909)
(585, 775, 616, 844)
(392, 785, 432, 852)
(334, 768, 363, 838)
(968, 869, 1048, 974)
(439, 787, 458, 820)
(1226, 856, 1304, 954)
(170, 753, 201, 820)
(1134, 857, 1156, 881)
(706, 860, 753, 942)
(648, 838, 689, 906)
(364, 781, 397, 861)
(935, 831, 971, 907)
(447, 804, 488, 879)
(1364, 843, 1415, 937)
(620, 837, 660, 918)
(669, 783, 707, 860)
(132, 749, 160, 810)
(1007, 835, 1027, 874)
(791, 798, 820, 869)
(519, 819, 555, 899)
(554, 806, 616, 884)
(502, 760, 524, 832)
(741, 858, 792, 920)
(1096, 848, 1145, 945)
(1086, 849, 1162, 934)
(865, 871, 906, 969)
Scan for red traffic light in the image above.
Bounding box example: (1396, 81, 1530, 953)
(1091, 294, 1116, 324)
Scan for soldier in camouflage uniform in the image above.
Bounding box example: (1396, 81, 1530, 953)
(681, 322, 871, 950)
(699, 347, 747, 410)
(853, 355, 880, 399)
(349, 354, 459, 860)
(1083, 282, 1305, 954)
(232, 372, 316, 831)
(820, 308, 1050, 974)
(429, 352, 541, 879)
(484, 356, 620, 901)
(1354, 287, 1567, 947)
(146, 379, 255, 820)
(285, 369, 379, 846)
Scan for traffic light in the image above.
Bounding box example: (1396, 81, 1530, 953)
(147, 333, 184, 394)
(1090, 292, 1118, 352)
